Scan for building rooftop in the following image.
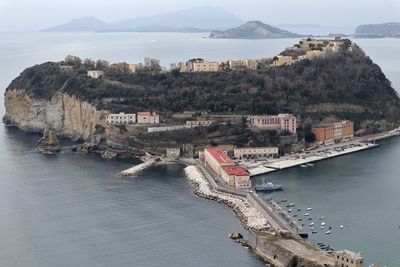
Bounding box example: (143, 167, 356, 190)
(137, 112, 151, 116)
(222, 165, 249, 176)
(205, 147, 234, 165)
(335, 250, 363, 260)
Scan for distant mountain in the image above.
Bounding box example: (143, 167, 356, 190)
(209, 21, 303, 39)
(354, 22, 400, 38)
(41, 16, 106, 32)
(41, 7, 243, 33)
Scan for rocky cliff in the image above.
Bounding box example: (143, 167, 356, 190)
(3, 89, 99, 140)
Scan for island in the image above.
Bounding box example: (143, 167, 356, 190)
(354, 22, 400, 38)
(209, 20, 304, 39)
(3, 38, 400, 266)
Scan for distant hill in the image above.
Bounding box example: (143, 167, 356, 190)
(354, 22, 400, 38)
(41, 16, 106, 32)
(41, 7, 243, 33)
(209, 21, 303, 39)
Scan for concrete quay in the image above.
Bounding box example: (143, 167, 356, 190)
(248, 142, 379, 177)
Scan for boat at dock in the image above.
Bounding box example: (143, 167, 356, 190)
(306, 207, 312, 211)
(306, 163, 314, 167)
(300, 164, 308, 168)
(304, 213, 310, 216)
(255, 181, 283, 192)
(286, 203, 295, 207)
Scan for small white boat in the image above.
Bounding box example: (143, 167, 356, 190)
(309, 222, 314, 226)
(304, 213, 310, 216)
(310, 226, 314, 230)
(340, 225, 344, 229)
(288, 209, 292, 212)
(321, 222, 326, 226)
(321, 226, 324, 230)
(306, 163, 314, 167)
(300, 164, 308, 168)
(325, 231, 331, 235)
(319, 216, 325, 220)
(306, 207, 312, 211)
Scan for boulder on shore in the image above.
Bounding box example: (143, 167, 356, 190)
(35, 129, 61, 154)
(229, 232, 243, 240)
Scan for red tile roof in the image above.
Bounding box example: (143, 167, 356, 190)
(205, 147, 234, 165)
(222, 165, 249, 176)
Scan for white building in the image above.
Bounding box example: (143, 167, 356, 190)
(106, 112, 136, 124)
(137, 112, 160, 124)
(87, 70, 104, 79)
(186, 120, 213, 126)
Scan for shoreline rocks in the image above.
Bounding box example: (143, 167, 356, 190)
(35, 129, 61, 154)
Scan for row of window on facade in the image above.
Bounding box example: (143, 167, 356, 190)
(106, 112, 160, 125)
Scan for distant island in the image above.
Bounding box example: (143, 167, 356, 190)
(209, 21, 304, 39)
(354, 22, 400, 38)
(40, 7, 242, 33)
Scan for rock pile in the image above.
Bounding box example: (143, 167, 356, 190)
(35, 129, 61, 154)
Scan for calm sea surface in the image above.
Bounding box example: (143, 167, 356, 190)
(0, 32, 399, 266)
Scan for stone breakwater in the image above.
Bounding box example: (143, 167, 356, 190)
(184, 165, 268, 230)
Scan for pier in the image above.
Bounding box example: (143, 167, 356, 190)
(248, 141, 379, 177)
(119, 157, 157, 176)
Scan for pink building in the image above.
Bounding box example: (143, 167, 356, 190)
(249, 114, 297, 134)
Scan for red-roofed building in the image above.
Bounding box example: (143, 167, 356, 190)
(204, 147, 251, 189)
(221, 165, 251, 188)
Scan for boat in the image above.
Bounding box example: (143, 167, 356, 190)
(317, 242, 327, 246)
(340, 225, 344, 229)
(319, 216, 325, 220)
(310, 226, 314, 230)
(298, 218, 302, 221)
(308, 217, 313, 221)
(293, 214, 298, 217)
(321, 222, 326, 226)
(286, 202, 295, 207)
(307, 163, 314, 167)
(325, 231, 331, 235)
(309, 222, 314, 226)
(288, 209, 292, 212)
(300, 164, 308, 168)
(255, 179, 283, 192)
(306, 207, 312, 211)
(328, 226, 332, 230)
(312, 231, 318, 234)
(281, 199, 288, 203)
(320, 226, 324, 230)
(304, 213, 310, 216)
(297, 209, 301, 212)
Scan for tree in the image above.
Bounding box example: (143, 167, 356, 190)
(64, 55, 82, 67)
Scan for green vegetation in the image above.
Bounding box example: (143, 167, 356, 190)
(6, 43, 400, 128)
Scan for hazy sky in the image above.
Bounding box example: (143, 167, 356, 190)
(1, 0, 399, 31)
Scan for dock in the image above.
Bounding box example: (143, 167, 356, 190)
(119, 158, 157, 176)
(248, 142, 379, 177)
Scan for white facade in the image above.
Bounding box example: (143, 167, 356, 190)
(106, 112, 136, 124)
(87, 70, 104, 79)
(186, 120, 213, 126)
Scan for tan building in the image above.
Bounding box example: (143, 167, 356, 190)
(234, 147, 279, 161)
(192, 61, 220, 72)
(273, 55, 294, 66)
(334, 250, 364, 267)
(127, 64, 138, 73)
(312, 120, 354, 145)
(106, 112, 136, 124)
(220, 165, 251, 189)
(137, 112, 160, 124)
(229, 59, 257, 70)
(87, 70, 104, 79)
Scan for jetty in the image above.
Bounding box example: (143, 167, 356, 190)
(119, 156, 158, 176)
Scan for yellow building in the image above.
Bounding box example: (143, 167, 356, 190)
(273, 55, 294, 66)
(234, 147, 279, 160)
(229, 59, 257, 70)
(334, 250, 364, 267)
(127, 64, 138, 73)
(192, 61, 220, 72)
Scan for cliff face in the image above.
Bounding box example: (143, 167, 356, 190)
(4, 89, 99, 140)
